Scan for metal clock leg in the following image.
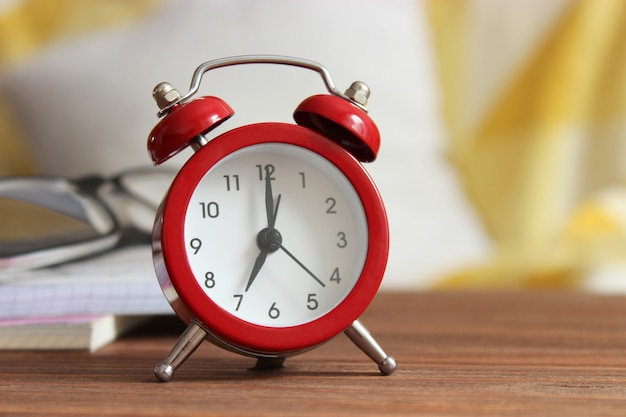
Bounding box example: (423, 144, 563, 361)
(344, 320, 397, 375)
(154, 320, 207, 382)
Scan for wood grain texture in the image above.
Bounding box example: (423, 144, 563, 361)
(2, 291, 626, 416)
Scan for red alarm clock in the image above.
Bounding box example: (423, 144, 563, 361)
(147, 55, 395, 381)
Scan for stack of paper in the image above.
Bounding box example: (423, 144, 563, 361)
(0, 245, 172, 351)
(0, 315, 149, 352)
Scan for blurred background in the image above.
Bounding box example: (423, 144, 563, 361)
(1, 0, 625, 292)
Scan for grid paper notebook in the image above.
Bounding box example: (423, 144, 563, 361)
(0, 246, 171, 320)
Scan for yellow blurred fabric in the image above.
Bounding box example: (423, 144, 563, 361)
(0, 0, 160, 176)
(428, 0, 626, 288)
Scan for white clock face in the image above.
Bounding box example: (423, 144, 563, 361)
(183, 143, 368, 327)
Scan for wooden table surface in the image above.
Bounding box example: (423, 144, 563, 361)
(2, 291, 626, 416)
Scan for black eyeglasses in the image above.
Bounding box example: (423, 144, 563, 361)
(0, 168, 174, 274)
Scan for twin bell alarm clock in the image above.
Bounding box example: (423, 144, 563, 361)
(146, 55, 396, 381)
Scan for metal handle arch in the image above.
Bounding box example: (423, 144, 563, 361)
(158, 55, 362, 116)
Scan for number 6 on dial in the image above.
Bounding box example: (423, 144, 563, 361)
(147, 55, 396, 381)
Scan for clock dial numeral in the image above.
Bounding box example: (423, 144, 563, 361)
(256, 164, 276, 181)
(199, 202, 220, 218)
(223, 174, 240, 191)
(189, 238, 202, 254)
(330, 267, 341, 284)
(204, 271, 216, 288)
(325, 197, 337, 214)
(336, 232, 347, 248)
(299, 172, 306, 188)
(233, 294, 244, 311)
(306, 293, 319, 310)
(268, 302, 280, 319)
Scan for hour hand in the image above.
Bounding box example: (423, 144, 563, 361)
(245, 249, 268, 292)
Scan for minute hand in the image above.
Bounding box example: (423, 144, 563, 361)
(265, 170, 278, 229)
(278, 244, 326, 287)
